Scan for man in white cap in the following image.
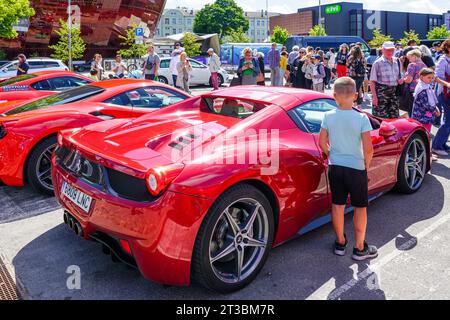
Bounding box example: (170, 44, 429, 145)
(369, 41, 404, 118)
(207, 48, 221, 90)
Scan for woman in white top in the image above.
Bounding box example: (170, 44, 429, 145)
(112, 54, 127, 78)
(90, 54, 104, 80)
(176, 52, 192, 93)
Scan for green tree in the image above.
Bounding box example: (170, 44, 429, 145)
(427, 25, 450, 40)
(223, 27, 251, 43)
(0, 49, 7, 60)
(399, 29, 420, 47)
(117, 24, 148, 58)
(0, 0, 35, 39)
(309, 24, 327, 36)
(271, 26, 290, 45)
(49, 19, 86, 64)
(368, 28, 393, 48)
(193, 0, 249, 39)
(182, 32, 201, 57)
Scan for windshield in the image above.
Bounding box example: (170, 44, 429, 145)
(0, 74, 37, 87)
(3, 85, 105, 116)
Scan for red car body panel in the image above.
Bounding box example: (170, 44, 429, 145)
(52, 86, 431, 286)
(0, 71, 93, 103)
(0, 80, 190, 187)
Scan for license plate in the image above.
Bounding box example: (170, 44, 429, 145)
(61, 181, 92, 213)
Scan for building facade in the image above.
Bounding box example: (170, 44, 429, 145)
(155, 7, 196, 37)
(156, 8, 279, 43)
(296, 2, 446, 41)
(0, 0, 167, 59)
(269, 12, 313, 36)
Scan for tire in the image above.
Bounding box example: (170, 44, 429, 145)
(26, 136, 57, 195)
(158, 76, 169, 84)
(127, 64, 137, 72)
(192, 183, 275, 293)
(395, 133, 428, 194)
(209, 74, 224, 87)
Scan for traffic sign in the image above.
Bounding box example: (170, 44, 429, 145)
(135, 28, 144, 37)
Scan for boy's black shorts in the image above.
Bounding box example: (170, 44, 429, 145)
(328, 165, 369, 208)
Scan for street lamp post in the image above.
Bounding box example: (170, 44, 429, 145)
(68, 0, 72, 71)
(266, 0, 269, 41)
(318, 0, 322, 27)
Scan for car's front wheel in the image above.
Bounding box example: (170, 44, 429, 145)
(26, 136, 57, 195)
(395, 134, 428, 194)
(192, 183, 274, 293)
(157, 76, 169, 84)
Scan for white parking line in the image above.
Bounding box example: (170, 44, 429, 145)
(307, 212, 450, 300)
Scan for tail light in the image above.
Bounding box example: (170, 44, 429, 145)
(145, 163, 184, 196)
(119, 239, 132, 256)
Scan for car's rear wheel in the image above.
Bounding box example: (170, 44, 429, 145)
(395, 134, 428, 194)
(158, 76, 169, 84)
(192, 183, 274, 293)
(26, 136, 57, 195)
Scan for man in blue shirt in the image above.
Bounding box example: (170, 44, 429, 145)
(16, 54, 29, 76)
(319, 76, 377, 261)
(268, 42, 281, 86)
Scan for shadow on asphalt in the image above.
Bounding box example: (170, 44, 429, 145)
(0, 185, 59, 224)
(11, 170, 445, 299)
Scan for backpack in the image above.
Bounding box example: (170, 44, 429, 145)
(354, 58, 366, 76)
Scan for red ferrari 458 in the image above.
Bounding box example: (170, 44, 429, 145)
(53, 86, 431, 293)
(0, 71, 92, 105)
(0, 79, 189, 194)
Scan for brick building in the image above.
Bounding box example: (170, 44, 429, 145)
(270, 11, 314, 36)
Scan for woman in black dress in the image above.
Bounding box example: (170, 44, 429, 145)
(292, 49, 307, 89)
(256, 52, 266, 86)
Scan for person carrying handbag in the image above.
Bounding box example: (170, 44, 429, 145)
(142, 45, 160, 80)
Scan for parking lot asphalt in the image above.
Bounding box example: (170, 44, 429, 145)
(1, 86, 449, 300)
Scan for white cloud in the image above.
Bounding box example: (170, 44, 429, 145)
(165, 0, 449, 14)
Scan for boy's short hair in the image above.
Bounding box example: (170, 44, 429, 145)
(333, 77, 356, 96)
(419, 68, 434, 77)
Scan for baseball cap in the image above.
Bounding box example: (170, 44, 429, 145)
(382, 41, 396, 50)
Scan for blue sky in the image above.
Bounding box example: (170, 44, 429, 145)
(165, 0, 449, 15)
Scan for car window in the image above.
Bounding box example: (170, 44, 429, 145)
(31, 79, 52, 90)
(289, 99, 337, 133)
(4, 63, 18, 72)
(0, 74, 37, 87)
(104, 86, 187, 108)
(160, 59, 170, 68)
(47, 76, 90, 90)
(45, 61, 61, 68)
(28, 61, 46, 69)
(190, 60, 205, 68)
(3, 85, 105, 116)
(203, 97, 268, 119)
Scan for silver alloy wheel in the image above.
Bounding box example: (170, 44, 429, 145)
(35, 143, 57, 191)
(209, 198, 269, 284)
(404, 138, 427, 191)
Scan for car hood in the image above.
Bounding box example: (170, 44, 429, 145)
(65, 109, 241, 172)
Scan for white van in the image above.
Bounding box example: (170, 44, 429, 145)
(0, 58, 69, 80)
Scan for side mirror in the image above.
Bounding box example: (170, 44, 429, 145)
(379, 122, 397, 138)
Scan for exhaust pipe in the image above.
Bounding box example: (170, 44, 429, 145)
(73, 222, 84, 237)
(68, 217, 75, 230)
(63, 212, 69, 224)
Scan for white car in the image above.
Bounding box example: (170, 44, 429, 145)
(158, 57, 229, 87)
(0, 58, 69, 80)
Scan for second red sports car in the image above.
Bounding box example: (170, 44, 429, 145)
(0, 79, 190, 194)
(53, 86, 431, 293)
(0, 71, 93, 104)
